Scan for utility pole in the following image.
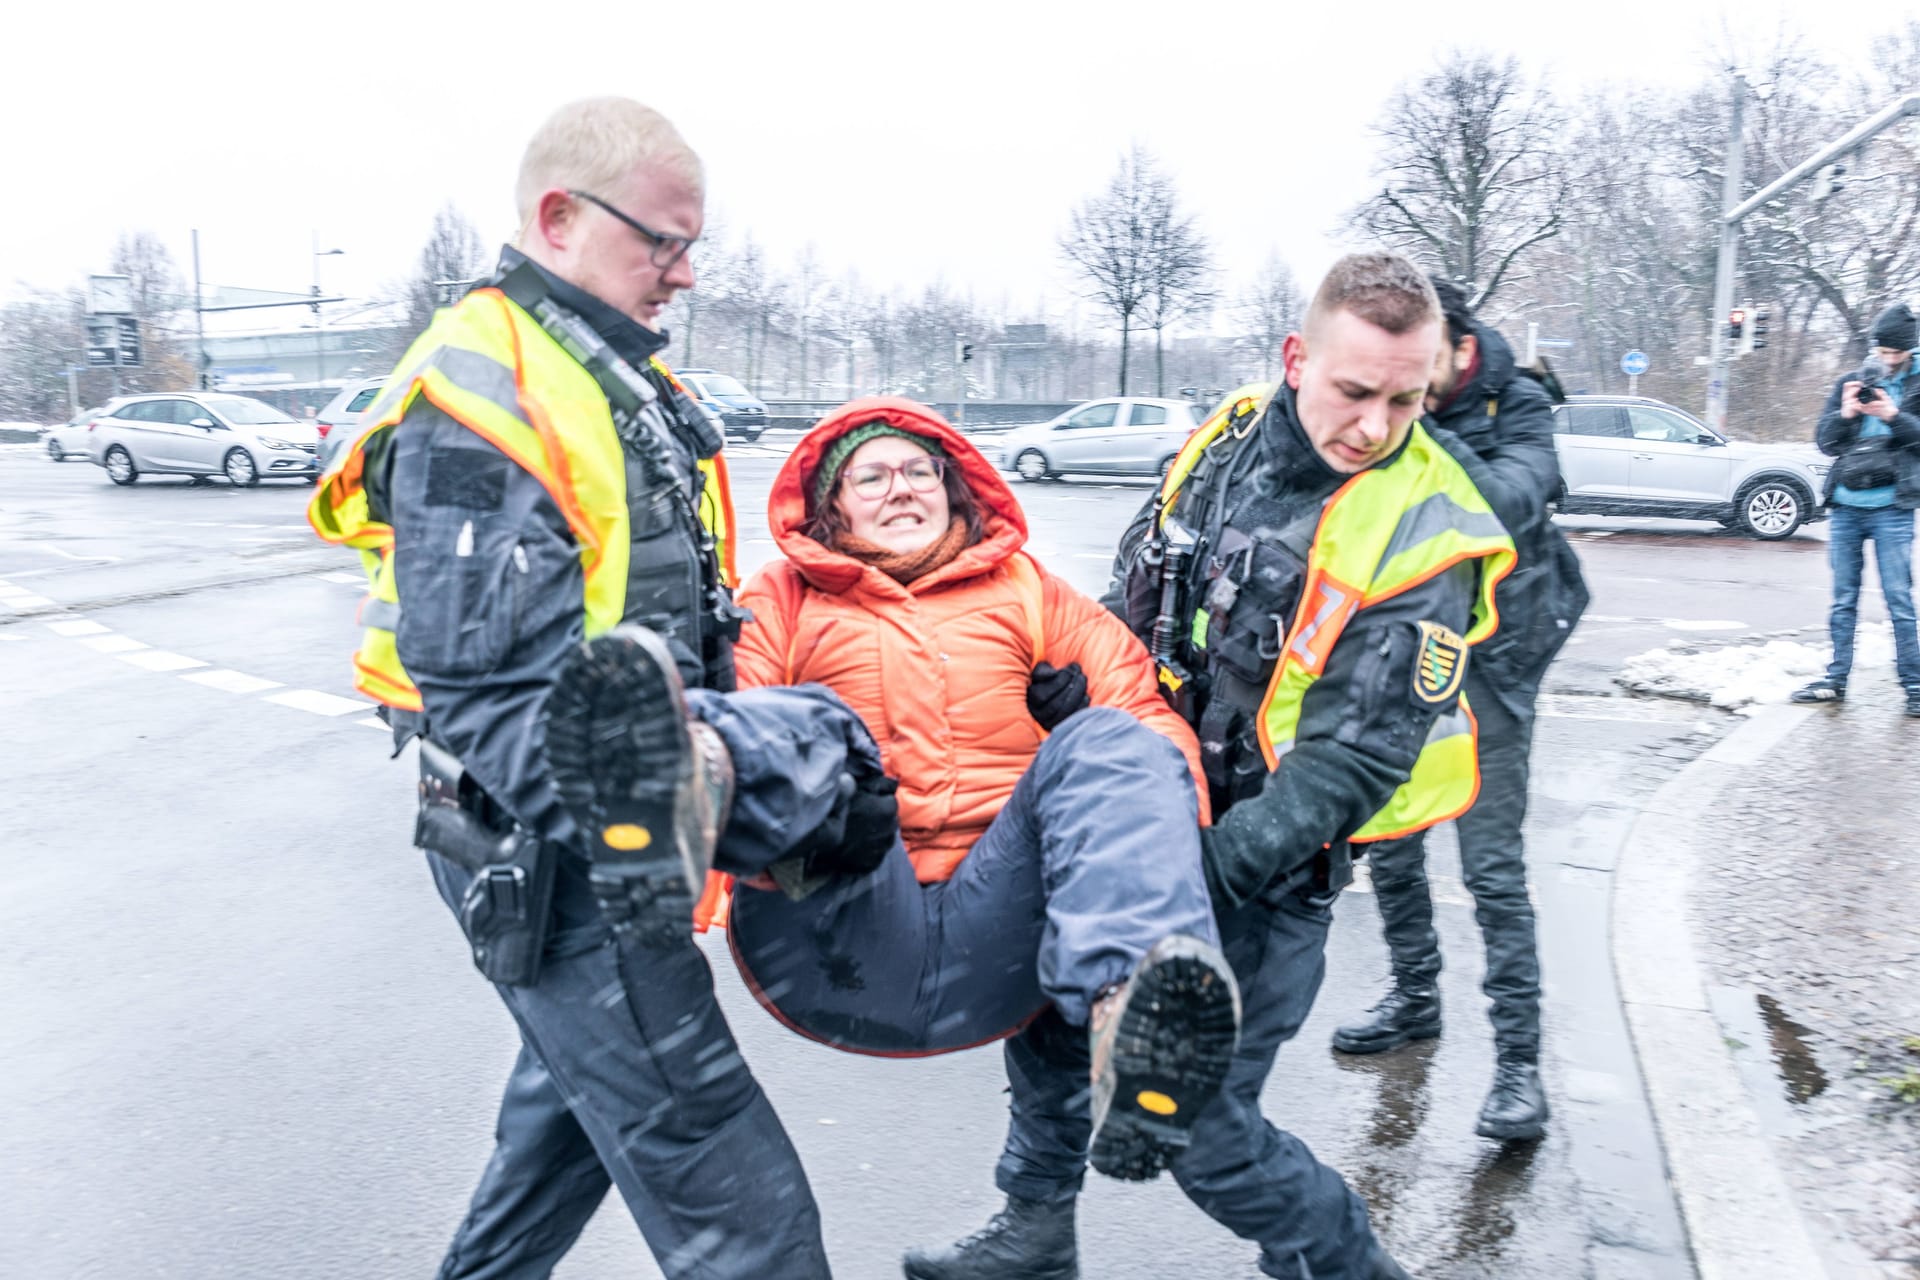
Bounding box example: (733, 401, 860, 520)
(1704, 72, 1747, 436)
(193, 230, 208, 389)
(312, 232, 345, 404)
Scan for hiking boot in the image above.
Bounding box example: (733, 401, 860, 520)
(544, 625, 732, 947)
(1331, 985, 1442, 1055)
(1474, 1055, 1549, 1141)
(1790, 678, 1846, 704)
(1087, 935, 1240, 1182)
(1905, 688, 1920, 718)
(900, 1196, 1078, 1280)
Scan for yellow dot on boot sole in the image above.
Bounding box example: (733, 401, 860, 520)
(603, 824, 652, 851)
(1136, 1091, 1178, 1116)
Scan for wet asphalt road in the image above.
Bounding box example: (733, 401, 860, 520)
(0, 435, 1860, 1279)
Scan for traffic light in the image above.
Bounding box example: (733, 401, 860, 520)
(1812, 162, 1847, 202)
(1728, 307, 1747, 350)
(1751, 306, 1770, 351)
(961, 343, 974, 363)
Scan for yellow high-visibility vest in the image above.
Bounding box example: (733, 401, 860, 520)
(1160, 385, 1516, 841)
(308, 286, 734, 712)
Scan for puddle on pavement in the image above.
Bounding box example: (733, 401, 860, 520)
(1756, 993, 1829, 1104)
(1708, 987, 1834, 1135)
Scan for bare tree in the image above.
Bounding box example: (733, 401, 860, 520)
(1060, 144, 1164, 394)
(1352, 52, 1568, 309)
(1236, 253, 1306, 381)
(0, 289, 85, 421)
(1137, 166, 1216, 396)
(403, 205, 488, 337)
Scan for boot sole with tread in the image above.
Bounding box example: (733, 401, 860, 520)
(544, 625, 699, 948)
(1089, 939, 1240, 1182)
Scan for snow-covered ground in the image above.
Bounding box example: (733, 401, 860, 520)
(1618, 623, 1894, 712)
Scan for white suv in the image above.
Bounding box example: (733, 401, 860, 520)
(1551, 395, 1830, 540)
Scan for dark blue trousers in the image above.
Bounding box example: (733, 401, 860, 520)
(996, 890, 1379, 1280)
(1362, 665, 1543, 1059)
(431, 685, 872, 1280)
(727, 707, 1217, 1051)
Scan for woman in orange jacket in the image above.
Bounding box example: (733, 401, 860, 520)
(716, 396, 1239, 1188)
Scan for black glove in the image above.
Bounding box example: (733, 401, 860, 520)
(1027, 661, 1090, 731)
(783, 771, 900, 880)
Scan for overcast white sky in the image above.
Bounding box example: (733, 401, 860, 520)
(0, 0, 1874, 329)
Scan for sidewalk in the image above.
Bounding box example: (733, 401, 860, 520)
(1614, 683, 1920, 1279)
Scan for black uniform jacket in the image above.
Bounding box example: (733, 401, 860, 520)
(1103, 387, 1478, 909)
(369, 249, 698, 861)
(1422, 323, 1588, 695)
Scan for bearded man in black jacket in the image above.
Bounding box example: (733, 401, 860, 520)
(1330, 277, 1589, 1143)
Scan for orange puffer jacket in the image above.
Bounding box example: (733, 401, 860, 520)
(734, 396, 1208, 884)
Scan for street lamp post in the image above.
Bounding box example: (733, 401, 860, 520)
(312, 232, 345, 404)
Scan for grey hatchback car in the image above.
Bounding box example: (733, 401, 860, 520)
(88, 393, 321, 486)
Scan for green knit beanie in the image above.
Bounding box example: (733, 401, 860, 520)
(811, 421, 947, 510)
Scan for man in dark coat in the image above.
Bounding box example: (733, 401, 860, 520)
(1329, 277, 1589, 1143)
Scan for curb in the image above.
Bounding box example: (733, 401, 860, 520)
(1611, 703, 1830, 1279)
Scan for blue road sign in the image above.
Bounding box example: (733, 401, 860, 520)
(1621, 350, 1650, 377)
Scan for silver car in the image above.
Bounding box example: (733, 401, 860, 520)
(1550, 395, 1830, 539)
(43, 408, 104, 462)
(88, 393, 321, 487)
(315, 376, 389, 471)
(998, 397, 1202, 482)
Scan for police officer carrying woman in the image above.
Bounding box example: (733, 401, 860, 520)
(914, 253, 1509, 1280)
(312, 98, 893, 1279)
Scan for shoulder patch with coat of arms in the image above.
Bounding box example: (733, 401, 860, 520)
(1413, 621, 1468, 704)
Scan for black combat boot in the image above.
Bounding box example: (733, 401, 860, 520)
(544, 625, 732, 948)
(1087, 935, 1241, 1181)
(901, 1197, 1078, 1280)
(1330, 985, 1442, 1055)
(1474, 1055, 1549, 1141)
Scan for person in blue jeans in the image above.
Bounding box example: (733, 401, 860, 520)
(1794, 302, 1920, 717)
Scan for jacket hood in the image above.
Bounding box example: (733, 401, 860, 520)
(766, 397, 1030, 597)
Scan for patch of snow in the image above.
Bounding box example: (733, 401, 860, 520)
(1617, 624, 1893, 713)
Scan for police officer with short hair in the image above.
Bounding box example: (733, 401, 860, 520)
(311, 97, 885, 1279)
(907, 252, 1513, 1280)
(1329, 277, 1588, 1143)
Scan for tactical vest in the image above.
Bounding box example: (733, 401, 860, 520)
(308, 285, 735, 713)
(1155, 385, 1516, 842)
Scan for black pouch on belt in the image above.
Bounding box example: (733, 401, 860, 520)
(415, 739, 557, 987)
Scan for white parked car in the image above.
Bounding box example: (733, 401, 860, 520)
(87, 393, 321, 487)
(315, 376, 388, 471)
(43, 408, 105, 462)
(1551, 395, 1830, 540)
(998, 397, 1203, 481)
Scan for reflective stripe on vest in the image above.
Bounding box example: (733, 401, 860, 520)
(1159, 386, 1517, 842)
(307, 287, 734, 710)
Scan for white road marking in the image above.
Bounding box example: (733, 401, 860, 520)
(0, 634, 23, 642)
(264, 689, 370, 716)
(357, 717, 389, 730)
(43, 546, 118, 562)
(182, 669, 285, 694)
(2, 594, 55, 609)
(83, 634, 148, 653)
(1663, 619, 1747, 632)
(319, 572, 364, 584)
(46, 619, 109, 637)
(118, 649, 209, 672)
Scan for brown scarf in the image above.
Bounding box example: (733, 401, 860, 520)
(831, 517, 971, 583)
